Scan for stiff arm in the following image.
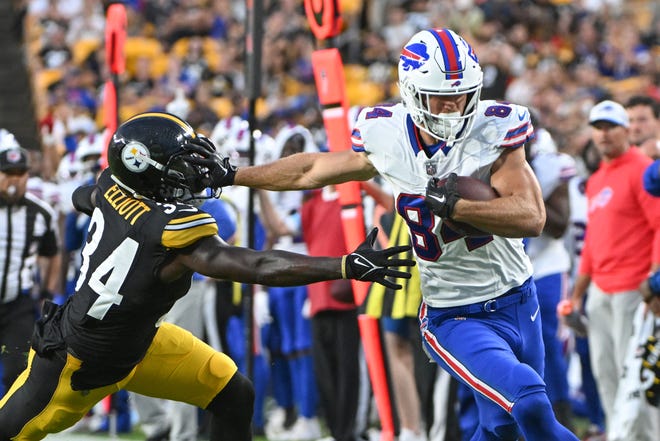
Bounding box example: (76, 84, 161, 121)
(233, 149, 378, 191)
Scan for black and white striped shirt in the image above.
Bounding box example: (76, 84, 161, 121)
(0, 192, 59, 304)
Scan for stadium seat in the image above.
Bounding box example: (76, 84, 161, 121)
(124, 37, 165, 76)
(210, 96, 234, 119)
(170, 36, 222, 72)
(72, 38, 101, 65)
(343, 64, 369, 82)
(35, 68, 63, 92)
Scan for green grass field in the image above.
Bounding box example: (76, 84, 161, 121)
(45, 431, 270, 441)
(43, 418, 593, 440)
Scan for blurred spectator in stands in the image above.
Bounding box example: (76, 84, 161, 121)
(29, 0, 70, 35)
(61, 65, 98, 117)
(571, 62, 610, 103)
(446, 0, 485, 39)
(209, 48, 240, 98)
(161, 0, 213, 48)
(209, 0, 232, 41)
(598, 15, 651, 80)
(382, 5, 417, 62)
(37, 22, 72, 69)
(125, 56, 156, 99)
(158, 56, 186, 97)
(65, 0, 105, 46)
(478, 37, 515, 100)
(142, 0, 178, 41)
(360, 31, 391, 67)
(179, 36, 214, 93)
(569, 14, 602, 67)
(166, 87, 191, 121)
(186, 81, 220, 134)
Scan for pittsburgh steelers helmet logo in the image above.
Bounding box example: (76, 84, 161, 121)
(121, 142, 150, 173)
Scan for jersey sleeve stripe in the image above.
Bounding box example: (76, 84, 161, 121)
(167, 213, 212, 225)
(560, 166, 577, 180)
(504, 122, 529, 140)
(500, 140, 526, 149)
(162, 213, 218, 248)
(351, 128, 365, 152)
(162, 222, 218, 248)
(165, 217, 217, 230)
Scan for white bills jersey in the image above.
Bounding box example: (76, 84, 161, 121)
(564, 175, 588, 281)
(526, 151, 577, 279)
(216, 124, 276, 249)
(352, 101, 534, 307)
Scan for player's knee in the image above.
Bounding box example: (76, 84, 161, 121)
(511, 390, 553, 426)
(492, 423, 520, 440)
(0, 418, 12, 441)
(473, 424, 519, 441)
(206, 371, 254, 420)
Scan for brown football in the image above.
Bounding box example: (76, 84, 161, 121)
(434, 176, 499, 237)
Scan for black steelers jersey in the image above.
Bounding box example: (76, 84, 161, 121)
(60, 169, 218, 389)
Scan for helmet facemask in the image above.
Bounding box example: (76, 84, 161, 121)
(402, 85, 481, 145)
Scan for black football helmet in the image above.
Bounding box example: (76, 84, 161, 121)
(108, 112, 220, 202)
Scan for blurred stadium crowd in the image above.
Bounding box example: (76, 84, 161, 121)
(23, 0, 659, 174)
(3, 0, 659, 440)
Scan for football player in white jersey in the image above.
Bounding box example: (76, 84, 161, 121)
(564, 143, 607, 438)
(214, 28, 580, 440)
(523, 123, 577, 429)
(208, 116, 277, 433)
(258, 124, 322, 440)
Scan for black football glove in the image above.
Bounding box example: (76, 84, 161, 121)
(342, 227, 415, 290)
(425, 172, 460, 218)
(183, 134, 237, 190)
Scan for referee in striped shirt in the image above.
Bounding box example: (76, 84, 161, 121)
(0, 140, 60, 398)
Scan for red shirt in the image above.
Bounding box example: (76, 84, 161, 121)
(579, 147, 660, 292)
(301, 188, 357, 315)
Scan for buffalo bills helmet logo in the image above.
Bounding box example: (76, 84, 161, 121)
(400, 42, 430, 71)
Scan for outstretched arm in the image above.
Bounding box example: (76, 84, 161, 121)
(163, 228, 414, 289)
(233, 150, 378, 191)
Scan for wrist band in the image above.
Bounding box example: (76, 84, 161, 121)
(341, 255, 347, 279)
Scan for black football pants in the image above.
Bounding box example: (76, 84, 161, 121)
(0, 294, 36, 396)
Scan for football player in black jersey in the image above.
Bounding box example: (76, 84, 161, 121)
(0, 112, 415, 441)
